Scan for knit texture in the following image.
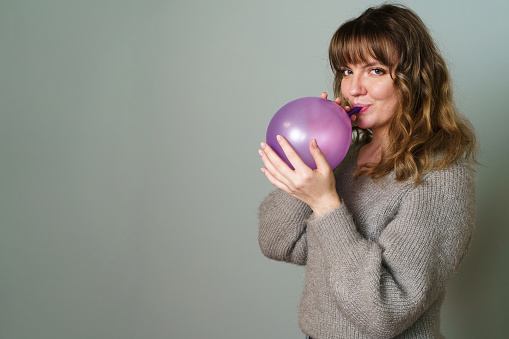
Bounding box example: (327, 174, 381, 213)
(258, 142, 476, 339)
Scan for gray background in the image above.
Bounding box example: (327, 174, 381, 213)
(1, 0, 508, 338)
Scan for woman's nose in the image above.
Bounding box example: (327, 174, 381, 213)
(348, 75, 366, 96)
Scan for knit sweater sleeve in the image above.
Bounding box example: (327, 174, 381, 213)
(258, 189, 312, 265)
(307, 162, 475, 338)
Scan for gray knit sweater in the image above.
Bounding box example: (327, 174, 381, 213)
(258, 142, 476, 339)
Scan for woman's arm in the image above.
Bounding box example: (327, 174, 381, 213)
(258, 189, 312, 265)
(309, 161, 475, 338)
(257, 93, 354, 264)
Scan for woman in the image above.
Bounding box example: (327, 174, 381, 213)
(257, 4, 478, 339)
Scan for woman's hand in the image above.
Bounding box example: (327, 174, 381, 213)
(259, 134, 341, 217)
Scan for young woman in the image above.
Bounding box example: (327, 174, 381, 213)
(257, 4, 478, 339)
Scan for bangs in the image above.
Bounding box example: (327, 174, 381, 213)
(329, 20, 399, 74)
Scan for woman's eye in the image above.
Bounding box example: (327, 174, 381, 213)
(371, 68, 385, 75)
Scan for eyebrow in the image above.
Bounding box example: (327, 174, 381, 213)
(364, 61, 387, 67)
(344, 61, 387, 68)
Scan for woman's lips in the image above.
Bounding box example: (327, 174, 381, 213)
(353, 104, 371, 114)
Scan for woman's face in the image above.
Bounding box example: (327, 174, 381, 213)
(340, 56, 399, 137)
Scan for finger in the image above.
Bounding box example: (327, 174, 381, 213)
(321, 92, 328, 99)
(259, 143, 295, 187)
(343, 105, 358, 124)
(334, 97, 342, 105)
(260, 167, 291, 192)
(276, 135, 310, 171)
(309, 139, 332, 173)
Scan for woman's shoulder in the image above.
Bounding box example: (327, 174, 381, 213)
(421, 158, 475, 185)
(405, 158, 476, 204)
(382, 157, 476, 198)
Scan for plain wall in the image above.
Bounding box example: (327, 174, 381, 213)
(1, 0, 508, 338)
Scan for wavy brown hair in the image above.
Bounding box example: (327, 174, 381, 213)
(329, 4, 478, 184)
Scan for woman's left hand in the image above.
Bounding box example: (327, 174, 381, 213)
(259, 135, 341, 217)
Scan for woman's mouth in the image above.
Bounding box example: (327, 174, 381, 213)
(353, 104, 371, 114)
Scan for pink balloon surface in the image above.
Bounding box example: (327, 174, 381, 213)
(266, 97, 352, 170)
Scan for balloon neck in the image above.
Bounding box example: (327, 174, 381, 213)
(347, 106, 362, 117)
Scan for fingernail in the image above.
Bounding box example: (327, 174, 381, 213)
(312, 139, 317, 147)
(277, 135, 282, 142)
(260, 142, 266, 149)
(258, 149, 264, 157)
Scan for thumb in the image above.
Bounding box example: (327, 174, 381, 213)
(309, 139, 331, 172)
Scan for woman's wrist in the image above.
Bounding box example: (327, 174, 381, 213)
(311, 194, 342, 217)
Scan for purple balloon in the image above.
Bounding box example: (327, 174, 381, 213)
(266, 97, 353, 170)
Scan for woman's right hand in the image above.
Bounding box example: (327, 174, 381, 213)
(320, 92, 357, 124)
